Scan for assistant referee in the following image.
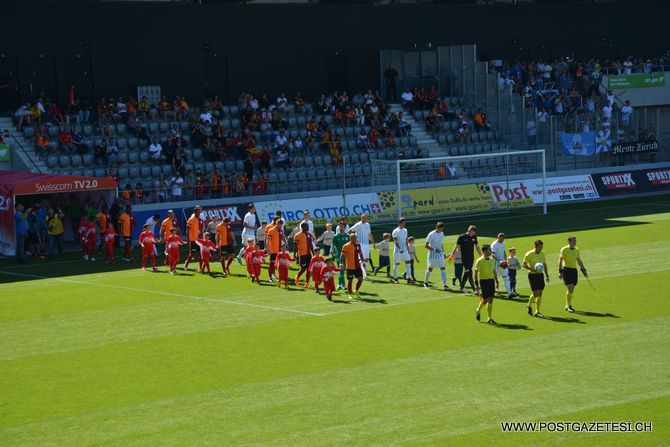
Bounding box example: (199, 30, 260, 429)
(558, 236, 588, 313)
(523, 240, 550, 318)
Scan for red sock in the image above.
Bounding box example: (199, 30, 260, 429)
(142, 254, 147, 268)
(226, 257, 234, 270)
(150, 254, 156, 268)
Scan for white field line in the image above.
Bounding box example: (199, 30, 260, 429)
(0, 270, 326, 317)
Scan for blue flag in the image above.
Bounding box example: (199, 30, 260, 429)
(561, 132, 596, 156)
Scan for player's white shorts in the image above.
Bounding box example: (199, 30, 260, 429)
(495, 262, 508, 278)
(394, 248, 411, 263)
(360, 243, 370, 260)
(427, 255, 446, 269)
(241, 230, 255, 246)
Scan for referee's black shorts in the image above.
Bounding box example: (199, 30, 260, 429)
(189, 241, 198, 253)
(528, 273, 545, 291)
(479, 279, 495, 299)
(562, 267, 578, 286)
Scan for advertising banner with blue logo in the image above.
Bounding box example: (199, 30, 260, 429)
(561, 132, 597, 156)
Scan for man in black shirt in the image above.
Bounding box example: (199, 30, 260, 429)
(450, 225, 482, 293)
(384, 65, 399, 101)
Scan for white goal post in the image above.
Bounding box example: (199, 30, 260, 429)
(369, 149, 547, 223)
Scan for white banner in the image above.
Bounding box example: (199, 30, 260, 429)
(255, 193, 383, 223)
(489, 175, 599, 206)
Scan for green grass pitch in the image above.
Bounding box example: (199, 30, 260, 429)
(1, 195, 669, 446)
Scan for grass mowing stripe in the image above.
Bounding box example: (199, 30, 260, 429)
(2, 316, 667, 446)
(0, 270, 325, 317)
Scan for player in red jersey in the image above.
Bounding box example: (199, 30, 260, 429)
(320, 258, 342, 302)
(166, 227, 187, 274)
(274, 244, 295, 288)
(78, 214, 88, 260)
(249, 245, 266, 283)
(104, 222, 117, 264)
(307, 247, 326, 293)
(196, 233, 218, 274)
(84, 217, 97, 261)
(139, 223, 160, 271)
(243, 238, 256, 278)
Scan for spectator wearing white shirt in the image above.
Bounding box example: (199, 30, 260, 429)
(199, 108, 213, 124)
(171, 174, 184, 200)
(621, 100, 633, 127)
(606, 90, 615, 107)
(401, 89, 414, 111)
(149, 138, 165, 162)
(602, 104, 613, 120)
(623, 57, 633, 75)
(526, 119, 537, 148)
(274, 130, 288, 151)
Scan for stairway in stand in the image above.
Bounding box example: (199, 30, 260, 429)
(388, 103, 448, 158)
(0, 117, 46, 172)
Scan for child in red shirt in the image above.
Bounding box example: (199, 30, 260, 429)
(274, 244, 295, 288)
(166, 227, 186, 274)
(196, 233, 218, 274)
(139, 223, 160, 271)
(104, 223, 117, 264)
(250, 245, 266, 283)
(78, 215, 88, 259)
(320, 257, 342, 302)
(85, 217, 97, 261)
(243, 238, 256, 279)
(307, 247, 326, 293)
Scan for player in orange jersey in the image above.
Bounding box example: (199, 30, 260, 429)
(293, 222, 315, 287)
(183, 205, 203, 270)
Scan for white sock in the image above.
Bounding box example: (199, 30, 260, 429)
(441, 269, 447, 285)
(424, 269, 431, 282)
(406, 262, 413, 279)
(362, 261, 367, 279)
(237, 247, 245, 258)
(393, 263, 399, 278)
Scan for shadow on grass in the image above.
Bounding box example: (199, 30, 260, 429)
(492, 323, 533, 330)
(544, 315, 586, 324)
(355, 296, 388, 304)
(574, 310, 620, 318)
(331, 299, 353, 304)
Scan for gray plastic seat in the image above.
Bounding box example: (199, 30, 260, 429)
(128, 137, 139, 149)
(141, 166, 152, 178)
(58, 155, 70, 168)
(47, 156, 58, 169)
(82, 154, 94, 167)
(148, 122, 159, 135)
(116, 124, 127, 135)
(193, 148, 203, 161)
(117, 167, 129, 179)
(129, 166, 140, 178)
(94, 168, 106, 178)
(128, 152, 139, 164)
(83, 168, 95, 177)
(139, 152, 150, 163)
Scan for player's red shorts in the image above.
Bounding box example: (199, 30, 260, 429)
(278, 267, 289, 281)
(252, 263, 262, 277)
(168, 248, 180, 262)
(311, 270, 322, 283)
(323, 279, 336, 295)
(142, 245, 154, 255)
(87, 237, 96, 251)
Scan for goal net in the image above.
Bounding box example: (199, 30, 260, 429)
(369, 149, 547, 224)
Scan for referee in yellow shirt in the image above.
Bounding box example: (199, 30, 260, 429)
(523, 240, 550, 318)
(474, 244, 498, 325)
(558, 236, 588, 313)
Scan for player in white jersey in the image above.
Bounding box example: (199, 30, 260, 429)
(391, 218, 413, 284)
(299, 210, 316, 237)
(237, 203, 258, 264)
(491, 232, 514, 298)
(350, 214, 376, 279)
(423, 221, 449, 290)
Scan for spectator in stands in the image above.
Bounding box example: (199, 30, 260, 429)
(34, 128, 49, 157)
(456, 125, 469, 143)
(275, 130, 288, 152)
(158, 96, 171, 120)
(106, 138, 119, 165)
(15, 103, 31, 131)
(172, 148, 186, 176)
(398, 112, 411, 136)
(94, 140, 108, 167)
(276, 147, 291, 168)
(447, 161, 457, 178)
(526, 118, 537, 148)
(474, 108, 491, 131)
(154, 173, 169, 203)
(127, 111, 140, 135)
(170, 172, 184, 200)
(72, 127, 88, 154)
(384, 65, 399, 100)
(194, 168, 207, 200)
(149, 137, 165, 163)
(138, 96, 151, 118)
(58, 127, 75, 154)
(135, 183, 145, 204)
(621, 100, 633, 128)
(183, 170, 195, 199)
(200, 107, 213, 124)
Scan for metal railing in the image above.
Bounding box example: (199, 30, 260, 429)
(8, 134, 42, 173)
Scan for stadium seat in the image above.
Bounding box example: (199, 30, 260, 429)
(139, 151, 150, 163)
(70, 154, 81, 168)
(141, 166, 151, 178)
(82, 168, 94, 178)
(161, 164, 173, 175)
(128, 152, 139, 164)
(116, 124, 127, 135)
(117, 167, 129, 179)
(229, 105, 240, 116)
(58, 155, 70, 168)
(231, 119, 241, 129)
(47, 155, 58, 169)
(129, 166, 140, 179)
(94, 168, 106, 178)
(71, 169, 84, 177)
(128, 137, 139, 149)
(193, 148, 203, 161)
(82, 154, 94, 167)
(159, 122, 170, 133)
